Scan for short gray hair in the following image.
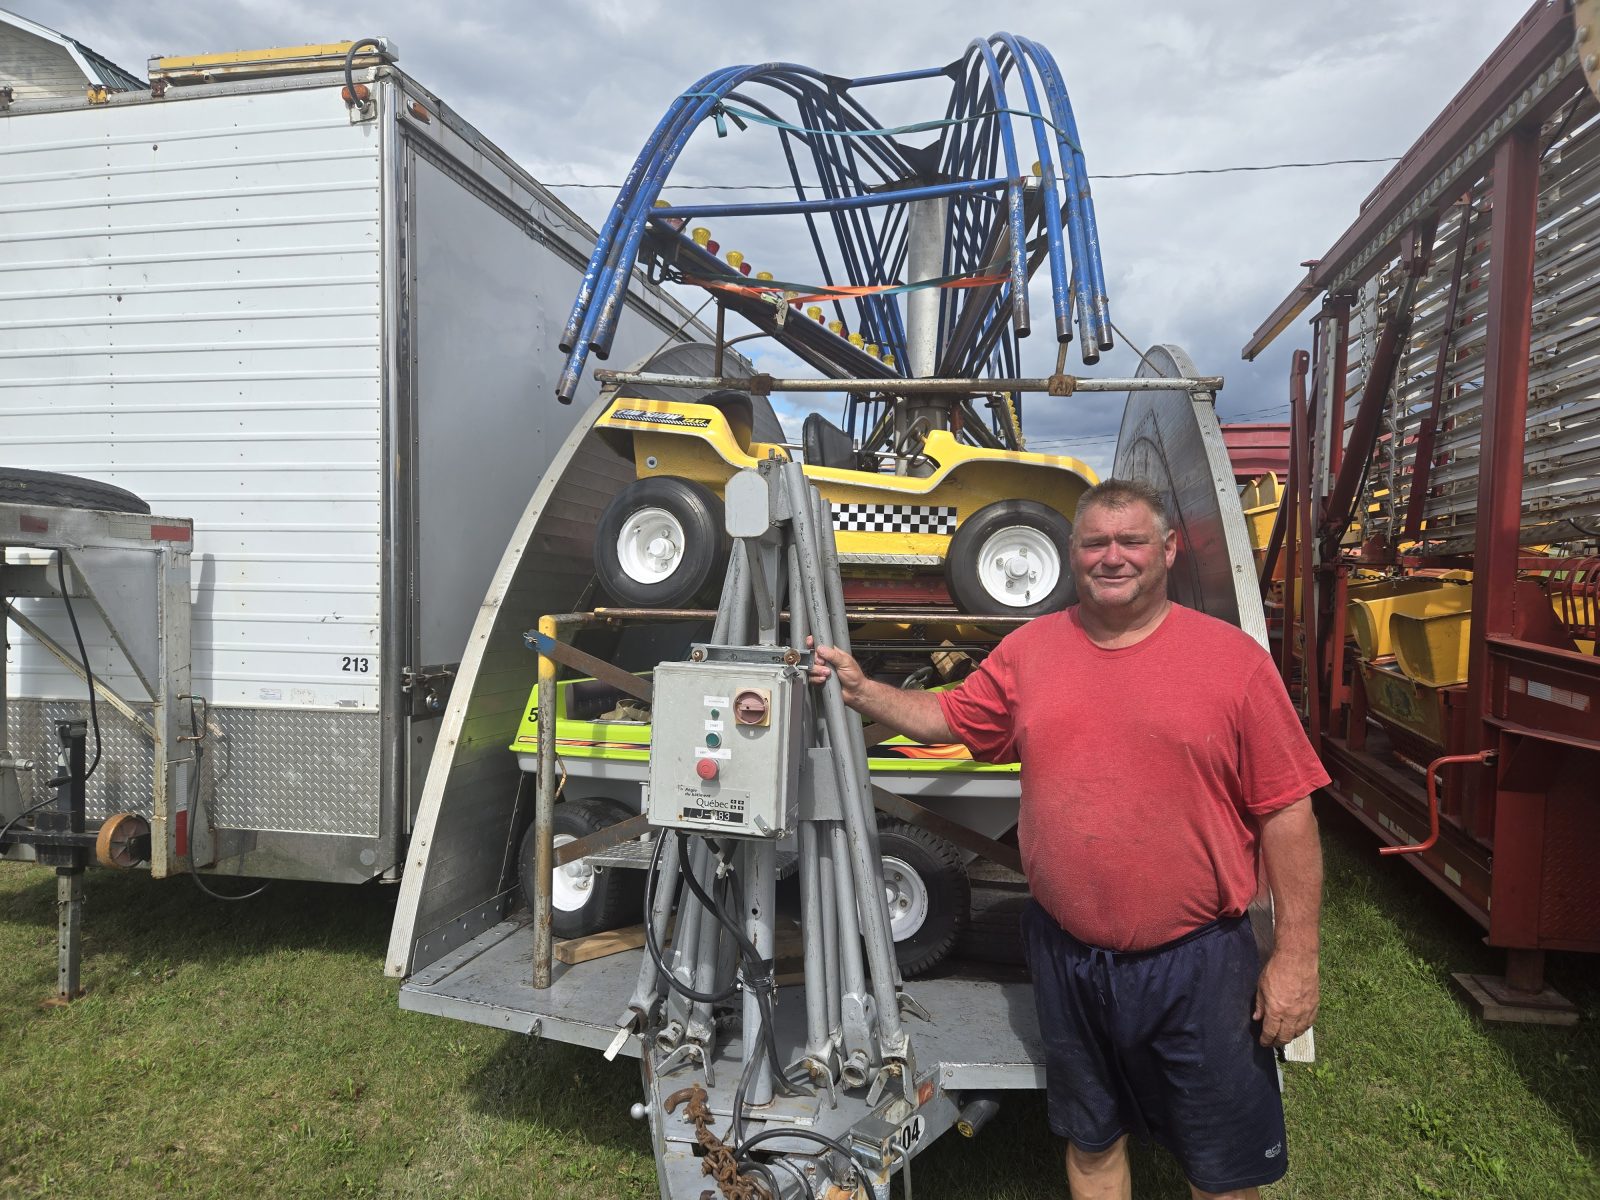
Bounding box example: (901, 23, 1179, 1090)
(1073, 478, 1172, 539)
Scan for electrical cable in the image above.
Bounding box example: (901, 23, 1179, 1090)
(676, 833, 799, 1096)
(542, 156, 1405, 191)
(342, 38, 384, 106)
(0, 795, 53, 852)
(642, 831, 741, 1004)
(54, 554, 101, 781)
(768, 1152, 816, 1200)
(184, 701, 269, 901)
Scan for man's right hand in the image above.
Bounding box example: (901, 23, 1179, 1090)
(805, 638, 957, 745)
(807, 640, 867, 704)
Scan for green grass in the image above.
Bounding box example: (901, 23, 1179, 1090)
(2, 801, 1598, 1198)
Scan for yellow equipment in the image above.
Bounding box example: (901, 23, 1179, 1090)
(591, 391, 1097, 617)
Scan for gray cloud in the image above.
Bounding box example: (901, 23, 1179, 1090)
(12, 0, 1534, 473)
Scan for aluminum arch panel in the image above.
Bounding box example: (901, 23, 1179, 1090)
(1112, 344, 1268, 649)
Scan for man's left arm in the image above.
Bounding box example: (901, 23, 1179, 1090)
(1253, 796, 1323, 1047)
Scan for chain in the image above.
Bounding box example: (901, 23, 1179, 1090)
(664, 1084, 770, 1200)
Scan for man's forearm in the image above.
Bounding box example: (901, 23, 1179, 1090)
(846, 679, 956, 744)
(1259, 796, 1323, 959)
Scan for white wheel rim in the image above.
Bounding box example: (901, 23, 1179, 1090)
(616, 506, 686, 585)
(974, 525, 1060, 608)
(551, 833, 596, 913)
(882, 855, 930, 941)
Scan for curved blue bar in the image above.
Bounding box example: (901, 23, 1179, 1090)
(553, 35, 1114, 403)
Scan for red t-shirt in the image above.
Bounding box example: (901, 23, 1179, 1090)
(938, 603, 1329, 951)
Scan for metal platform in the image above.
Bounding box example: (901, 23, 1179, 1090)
(399, 913, 1045, 1091)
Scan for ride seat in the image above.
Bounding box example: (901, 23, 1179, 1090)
(802, 413, 858, 470)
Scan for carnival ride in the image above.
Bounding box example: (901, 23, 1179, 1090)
(555, 35, 1129, 618)
(393, 35, 1262, 1200)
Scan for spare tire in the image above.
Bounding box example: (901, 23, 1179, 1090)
(0, 469, 150, 515)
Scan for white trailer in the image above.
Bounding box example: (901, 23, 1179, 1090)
(0, 41, 716, 886)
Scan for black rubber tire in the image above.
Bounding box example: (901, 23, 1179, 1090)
(877, 819, 970, 977)
(0, 468, 149, 514)
(944, 499, 1074, 617)
(594, 476, 728, 608)
(517, 796, 645, 940)
(956, 887, 1029, 966)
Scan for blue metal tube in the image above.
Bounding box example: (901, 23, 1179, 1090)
(556, 63, 753, 398)
(555, 66, 726, 356)
(994, 33, 1072, 344)
(966, 37, 1029, 341)
(1023, 38, 1112, 352)
(566, 63, 805, 393)
(645, 175, 1004, 220)
(844, 65, 950, 88)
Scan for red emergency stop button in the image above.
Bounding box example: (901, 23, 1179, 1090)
(695, 757, 719, 781)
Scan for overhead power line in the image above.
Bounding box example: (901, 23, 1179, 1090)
(540, 156, 1401, 191)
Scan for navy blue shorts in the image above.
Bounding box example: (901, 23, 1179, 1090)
(1021, 901, 1287, 1193)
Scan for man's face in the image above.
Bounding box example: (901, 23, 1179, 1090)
(1070, 500, 1178, 612)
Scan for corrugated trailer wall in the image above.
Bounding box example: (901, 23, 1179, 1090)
(1, 65, 712, 884)
(1, 85, 388, 847)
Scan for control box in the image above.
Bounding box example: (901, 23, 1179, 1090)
(646, 658, 805, 837)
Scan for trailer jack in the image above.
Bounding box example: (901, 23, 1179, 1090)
(0, 720, 150, 1005)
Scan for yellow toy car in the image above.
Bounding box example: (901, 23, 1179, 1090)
(592, 389, 1097, 616)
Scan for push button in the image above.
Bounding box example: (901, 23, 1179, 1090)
(695, 757, 719, 781)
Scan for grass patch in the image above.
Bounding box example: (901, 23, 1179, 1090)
(2, 799, 1597, 1198)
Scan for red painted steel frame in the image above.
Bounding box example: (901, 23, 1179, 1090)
(1464, 126, 1541, 842)
(1267, 27, 1600, 996)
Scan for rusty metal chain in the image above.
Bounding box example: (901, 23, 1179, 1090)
(665, 1084, 771, 1200)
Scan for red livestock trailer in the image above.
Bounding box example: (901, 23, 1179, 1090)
(1243, 0, 1600, 1022)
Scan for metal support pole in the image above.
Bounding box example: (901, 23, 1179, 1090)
(741, 839, 778, 1105)
(627, 832, 682, 1018)
(815, 489, 901, 994)
(532, 615, 559, 990)
(1293, 352, 1323, 743)
(782, 465, 907, 1060)
(1280, 356, 1303, 694)
(56, 870, 84, 1002)
(43, 718, 87, 1003)
(1470, 126, 1540, 847)
(593, 369, 1222, 396)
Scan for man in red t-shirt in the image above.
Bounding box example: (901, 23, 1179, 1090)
(810, 479, 1327, 1200)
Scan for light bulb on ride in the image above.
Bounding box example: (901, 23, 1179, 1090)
(692, 227, 710, 246)
(865, 343, 881, 358)
(828, 320, 845, 336)
(807, 306, 824, 322)
(726, 250, 744, 269)
(848, 332, 864, 348)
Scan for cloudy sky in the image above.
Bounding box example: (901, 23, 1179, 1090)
(16, 0, 1537, 473)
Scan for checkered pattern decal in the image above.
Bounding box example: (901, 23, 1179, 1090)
(831, 503, 957, 534)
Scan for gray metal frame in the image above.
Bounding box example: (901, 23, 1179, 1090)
(0, 501, 194, 874)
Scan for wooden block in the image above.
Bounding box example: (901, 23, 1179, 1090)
(1452, 972, 1580, 1026)
(554, 924, 646, 965)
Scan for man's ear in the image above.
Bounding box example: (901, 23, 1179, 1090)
(1163, 528, 1179, 567)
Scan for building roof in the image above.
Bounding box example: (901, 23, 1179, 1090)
(0, 7, 146, 96)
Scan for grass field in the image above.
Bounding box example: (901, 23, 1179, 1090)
(3, 801, 1598, 1199)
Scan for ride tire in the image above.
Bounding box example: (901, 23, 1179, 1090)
(877, 819, 970, 977)
(944, 498, 1075, 618)
(517, 796, 645, 940)
(594, 476, 728, 608)
(0, 468, 149, 515)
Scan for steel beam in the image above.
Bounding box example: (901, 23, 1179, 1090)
(1465, 125, 1542, 844)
